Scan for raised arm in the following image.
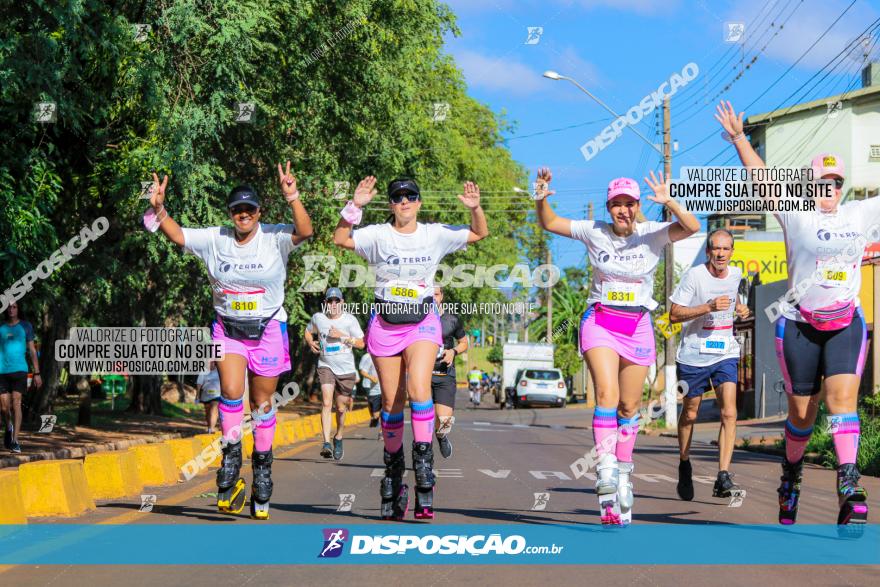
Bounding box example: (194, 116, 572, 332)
(715, 101, 765, 169)
(533, 167, 573, 237)
(277, 161, 313, 244)
(644, 171, 700, 243)
(458, 181, 488, 243)
(149, 173, 185, 247)
(333, 176, 377, 251)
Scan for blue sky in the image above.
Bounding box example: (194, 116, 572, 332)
(441, 0, 880, 268)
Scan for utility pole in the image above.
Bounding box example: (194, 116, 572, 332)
(546, 247, 553, 343)
(663, 96, 677, 429)
(587, 202, 594, 221)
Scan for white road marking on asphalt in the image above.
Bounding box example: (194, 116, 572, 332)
(530, 471, 572, 480)
(478, 469, 512, 478)
(473, 421, 492, 426)
(435, 469, 463, 478)
(693, 475, 716, 485)
(634, 474, 677, 483)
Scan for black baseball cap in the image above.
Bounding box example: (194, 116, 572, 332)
(387, 178, 420, 198)
(227, 185, 261, 209)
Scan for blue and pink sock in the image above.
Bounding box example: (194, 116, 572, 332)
(219, 397, 244, 444)
(592, 406, 618, 457)
(616, 413, 640, 463)
(381, 411, 404, 453)
(829, 412, 860, 465)
(784, 419, 813, 463)
(410, 399, 435, 443)
(254, 410, 276, 453)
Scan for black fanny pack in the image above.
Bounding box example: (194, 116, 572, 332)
(375, 296, 434, 325)
(218, 309, 279, 341)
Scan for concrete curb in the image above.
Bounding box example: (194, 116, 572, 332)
(5, 407, 370, 521)
(18, 459, 96, 517)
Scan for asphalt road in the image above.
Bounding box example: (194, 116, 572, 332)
(2, 389, 878, 586)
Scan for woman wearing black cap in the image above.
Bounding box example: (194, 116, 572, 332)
(333, 175, 488, 520)
(147, 161, 313, 519)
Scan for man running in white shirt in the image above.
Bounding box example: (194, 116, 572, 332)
(670, 229, 749, 501)
(305, 287, 365, 461)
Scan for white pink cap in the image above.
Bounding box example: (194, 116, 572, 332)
(607, 177, 640, 201)
(811, 153, 845, 179)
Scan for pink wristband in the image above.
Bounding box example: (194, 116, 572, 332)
(341, 200, 362, 225)
(142, 206, 167, 233)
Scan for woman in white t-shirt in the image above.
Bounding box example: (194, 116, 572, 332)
(534, 166, 699, 526)
(333, 175, 488, 521)
(717, 101, 872, 526)
(147, 161, 313, 520)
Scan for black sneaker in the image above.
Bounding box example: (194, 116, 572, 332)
(437, 434, 452, 459)
(333, 438, 344, 461)
(10, 441, 21, 454)
(677, 459, 694, 501)
(3, 427, 11, 450)
(320, 442, 333, 459)
(369, 417, 379, 428)
(713, 470, 739, 498)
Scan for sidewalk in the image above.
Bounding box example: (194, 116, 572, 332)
(0, 397, 357, 469)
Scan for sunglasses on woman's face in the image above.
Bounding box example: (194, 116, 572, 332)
(389, 193, 420, 204)
(833, 177, 845, 189)
(231, 204, 258, 215)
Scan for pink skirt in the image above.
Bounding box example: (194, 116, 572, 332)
(212, 318, 291, 376)
(366, 311, 442, 357)
(579, 305, 655, 366)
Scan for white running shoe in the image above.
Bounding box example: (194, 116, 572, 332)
(618, 462, 634, 525)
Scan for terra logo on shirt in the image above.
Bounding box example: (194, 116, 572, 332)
(816, 229, 859, 241)
(219, 262, 265, 273)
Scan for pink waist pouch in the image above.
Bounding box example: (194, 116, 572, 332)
(594, 303, 644, 337)
(798, 300, 855, 331)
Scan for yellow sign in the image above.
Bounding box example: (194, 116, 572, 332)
(654, 312, 682, 340)
(728, 241, 788, 283)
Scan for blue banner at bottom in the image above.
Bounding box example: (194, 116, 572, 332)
(0, 524, 877, 565)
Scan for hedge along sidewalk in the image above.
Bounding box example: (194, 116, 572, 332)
(0, 399, 351, 469)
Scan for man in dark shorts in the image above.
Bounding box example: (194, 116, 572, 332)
(431, 286, 468, 458)
(305, 288, 365, 460)
(0, 302, 42, 454)
(359, 352, 382, 438)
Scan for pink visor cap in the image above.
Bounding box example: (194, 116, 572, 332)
(811, 153, 845, 179)
(607, 177, 640, 201)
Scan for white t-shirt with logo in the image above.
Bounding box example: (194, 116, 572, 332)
(308, 312, 364, 375)
(359, 353, 381, 396)
(569, 220, 672, 311)
(670, 264, 742, 367)
(352, 222, 470, 303)
(183, 223, 301, 322)
(776, 198, 880, 322)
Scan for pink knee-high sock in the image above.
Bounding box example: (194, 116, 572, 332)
(381, 411, 404, 453)
(784, 419, 813, 463)
(592, 407, 618, 457)
(219, 397, 244, 443)
(829, 413, 860, 466)
(254, 415, 276, 452)
(410, 399, 435, 443)
(616, 413, 640, 463)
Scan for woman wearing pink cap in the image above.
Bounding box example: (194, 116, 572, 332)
(534, 167, 699, 525)
(334, 175, 488, 520)
(718, 101, 873, 526)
